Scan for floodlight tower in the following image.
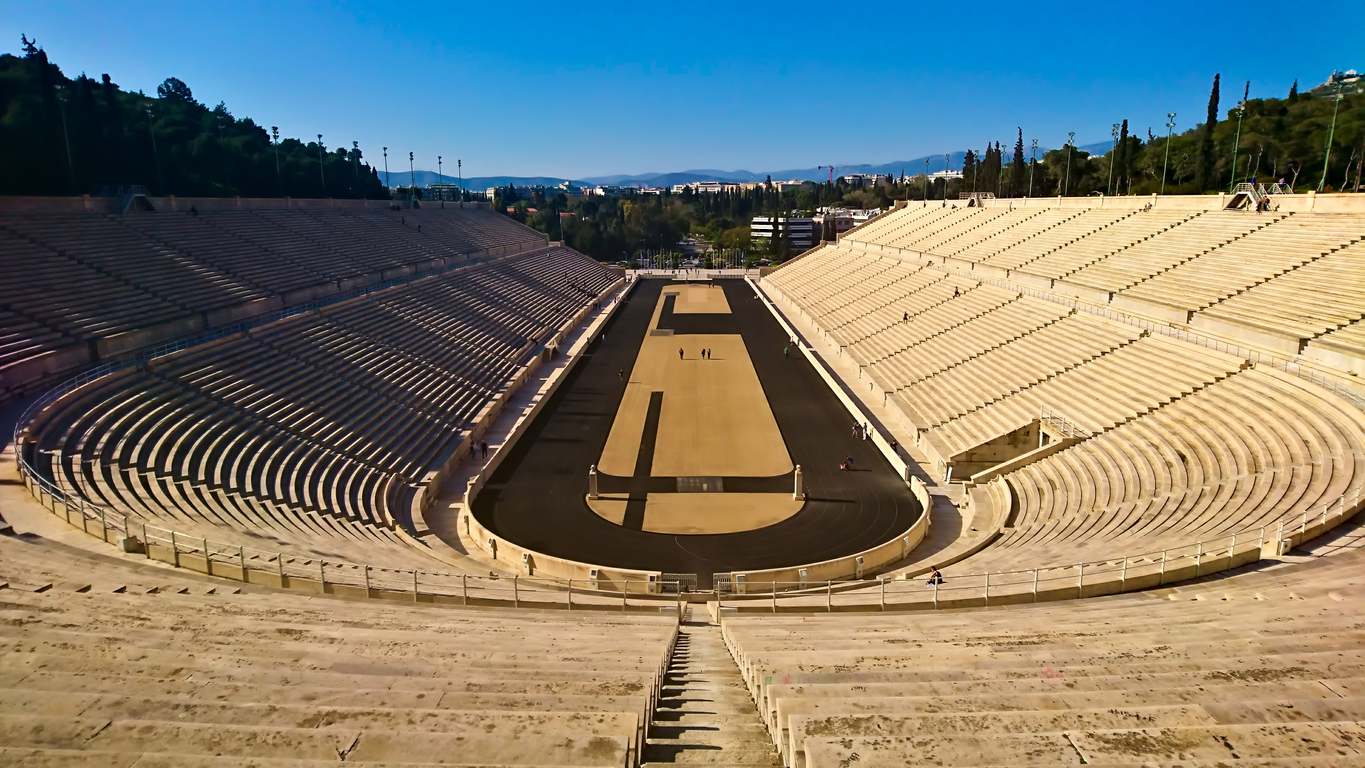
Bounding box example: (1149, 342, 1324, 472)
(1028, 138, 1038, 197)
(1107, 123, 1120, 196)
(1063, 132, 1076, 196)
(943, 154, 950, 202)
(438, 155, 444, 207)
(54, 84, 75, 190)
(1317, 93, 1344, 192)
(382, 147, 389, 189)
(1229, 102, 1246, 191)
(317, 134, 326, 192)
(922, 157, 929, 202)
(408, 151, 415, 192)
(146, 104, 163, 192)
(271, 126, 280, 191)
(1161, 112, 1176, 195)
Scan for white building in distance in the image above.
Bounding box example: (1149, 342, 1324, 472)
(751, 216, 820, 251)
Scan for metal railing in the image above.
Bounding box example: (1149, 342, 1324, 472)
(11, 437, 1362, 613)
(15, 452, 682, 610)
(1039, 405, 1090, 439)
(1231, 182, 1268, 206)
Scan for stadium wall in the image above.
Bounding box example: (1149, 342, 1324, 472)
(715, 475, 931, 593)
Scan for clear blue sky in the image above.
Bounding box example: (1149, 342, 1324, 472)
(3, 1, 1357, 179)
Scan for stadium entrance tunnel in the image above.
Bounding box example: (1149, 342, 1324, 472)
(469, 278, 922, 588)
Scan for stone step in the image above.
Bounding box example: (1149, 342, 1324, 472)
(645, 624, 781, 766)
(654, 701, 764, 716)
(644, 738, 780, 765)
(648, 722, 770, 739)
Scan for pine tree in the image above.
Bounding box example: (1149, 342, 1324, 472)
(1196, 73, 1220, 191)
(1288, 80, 1299, 101)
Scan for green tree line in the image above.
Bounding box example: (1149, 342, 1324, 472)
(1, 36, 388, 198)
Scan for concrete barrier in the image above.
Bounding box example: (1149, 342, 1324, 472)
(719, 476, 931, 591)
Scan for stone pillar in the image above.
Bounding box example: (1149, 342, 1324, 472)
(793, 464, 805, 501)
(588, 464, 599, 500)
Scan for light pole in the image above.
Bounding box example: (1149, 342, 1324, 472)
(922, 157, 929, 202)
(317, 134, 326, 193)
(943, 153, 950, 203)
(1229, 102, 1246, 190)
(1317, 93, 1344, 193)
(53, 84, 75, 191)
(408, 151, 415, 196)
(1063, 131, 1075, 196)
(382, 147, 389, 190)
(1161, 112, 1176, 195)
(437, 155, 444, 207)
(457, 158, 462, 200)
(271, 126, 280, 192)
(1028, 138, 1038, 197)
(1107, 123, 1120, 196)
(145, 104, 162, 193)
(352, 140, 360, 188)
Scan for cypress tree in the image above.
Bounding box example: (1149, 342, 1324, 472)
(1288, 80, 1298, 101)
(1196, 73, 1220, 192)
(1010, 128, 1026, 197)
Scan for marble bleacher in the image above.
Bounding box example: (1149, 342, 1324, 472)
(0, 532, 676, 768)
(24, 246, 617, 560)
(0, 204, 549, 397)
(724, 537, 1365, 768)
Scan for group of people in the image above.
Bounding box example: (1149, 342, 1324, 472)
(679, 347, 715, 360)
(839, 422, 875, 471)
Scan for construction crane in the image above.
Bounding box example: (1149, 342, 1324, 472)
(818, 164, 838, 185)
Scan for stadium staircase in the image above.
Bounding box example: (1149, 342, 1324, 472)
(645, 615, 782, 767)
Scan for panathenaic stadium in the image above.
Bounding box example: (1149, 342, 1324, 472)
(2, 191, 1364, 767)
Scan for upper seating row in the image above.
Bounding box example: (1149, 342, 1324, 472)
(839, 204, 1364, 363)
(0, 205, 548, 397)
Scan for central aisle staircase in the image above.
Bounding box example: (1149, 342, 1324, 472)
(645, 616, 782, 766)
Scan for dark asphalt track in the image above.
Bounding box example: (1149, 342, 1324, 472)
(470, 278, 922, 586)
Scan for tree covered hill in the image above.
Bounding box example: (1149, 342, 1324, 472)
(0, 36, 388, 198)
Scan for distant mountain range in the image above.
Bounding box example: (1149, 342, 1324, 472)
(389, 141, 1113, 189)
